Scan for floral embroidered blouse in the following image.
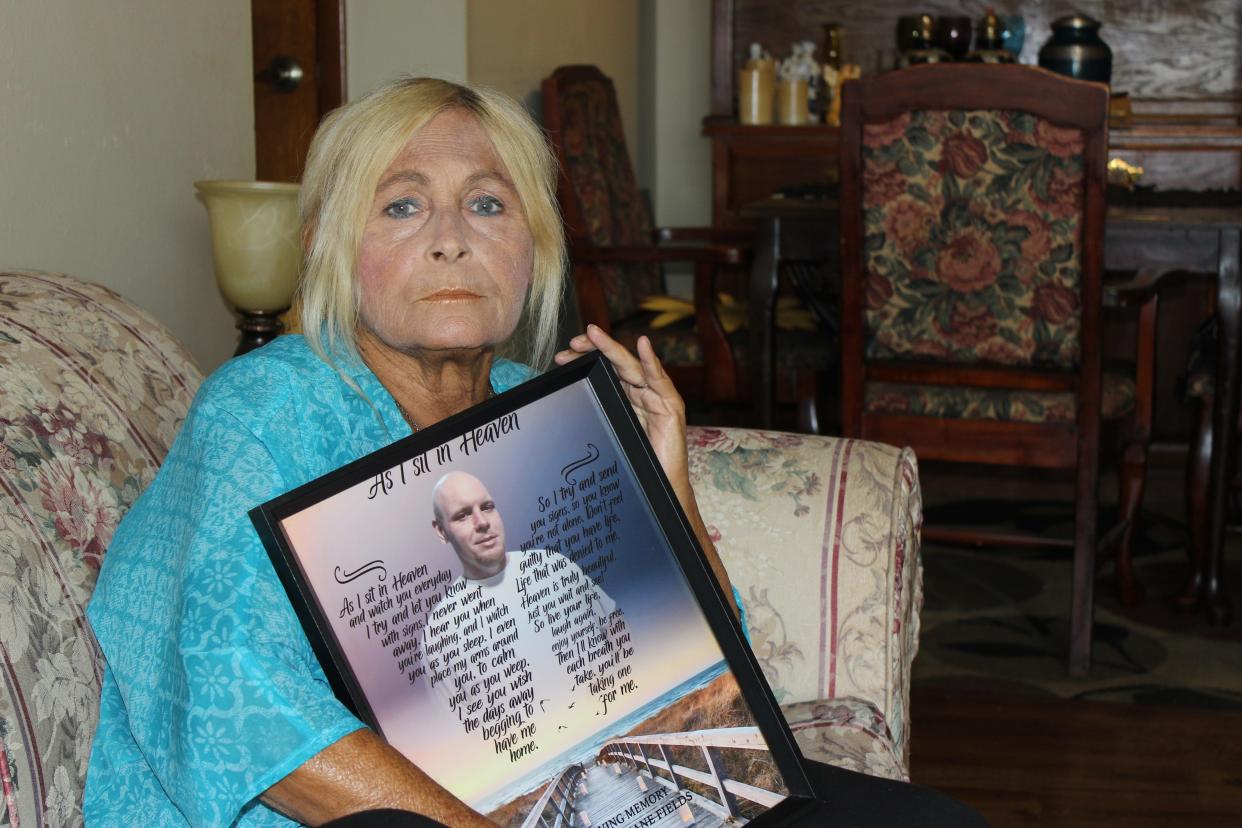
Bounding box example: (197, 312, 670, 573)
(84, 335, 534, 827)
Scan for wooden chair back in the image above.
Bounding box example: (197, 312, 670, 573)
(542, 65, 660, 328)
(839, 63, 1110, 469)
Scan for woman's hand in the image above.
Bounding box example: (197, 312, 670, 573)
(555, 325, 688, 487)
(554, 326, 737, 609)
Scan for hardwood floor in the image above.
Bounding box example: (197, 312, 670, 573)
(909, 690, 1242, 827)
(910, 453, 1242, 826)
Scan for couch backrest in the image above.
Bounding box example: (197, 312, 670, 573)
(0, 270, 202, 827)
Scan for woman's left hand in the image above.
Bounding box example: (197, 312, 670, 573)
(554, 325, 689, 489)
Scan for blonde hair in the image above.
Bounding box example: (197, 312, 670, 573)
(298, 76, 565, 373)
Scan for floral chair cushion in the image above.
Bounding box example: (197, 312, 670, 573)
(865, 372, 1136, 424)
(556, 79, 662, 322)
(0, 271, 201, 827)
(862, 109, 1085, 369)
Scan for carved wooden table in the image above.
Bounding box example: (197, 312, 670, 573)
(740, 196, 838, 429)
(1106, 205, 1242, 625)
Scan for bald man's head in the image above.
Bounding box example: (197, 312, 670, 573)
(431, 472, 507, 579)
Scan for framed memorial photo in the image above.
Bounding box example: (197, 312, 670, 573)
(251, 353, 828, 826)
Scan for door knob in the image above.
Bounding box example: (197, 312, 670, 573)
(256, 56, 304, 93)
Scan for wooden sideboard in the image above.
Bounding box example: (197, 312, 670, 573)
(703, 110, 1242, 232)
(703, 119, 838, 230)
(693, 122, 1242, 233)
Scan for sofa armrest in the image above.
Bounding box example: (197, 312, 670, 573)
(687, 427, 922, 771)
(0, 270, 202, 826)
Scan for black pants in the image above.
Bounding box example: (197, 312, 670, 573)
(805, 760, 988, 827)
(320, 760, 988, 827)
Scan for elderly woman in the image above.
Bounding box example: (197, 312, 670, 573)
(86, 77, 982, 828)
(83, 77, 729, 828)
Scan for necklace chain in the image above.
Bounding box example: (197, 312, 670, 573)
(394, 400, 419, 432)
(393, 386, 495, 432)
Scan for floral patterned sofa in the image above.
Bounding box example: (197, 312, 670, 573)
(0, 270, 923, 826)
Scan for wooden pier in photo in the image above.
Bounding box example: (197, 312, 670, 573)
(521, 727, 784, 827)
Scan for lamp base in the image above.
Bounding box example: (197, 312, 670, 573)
(234, 309, 288, 356)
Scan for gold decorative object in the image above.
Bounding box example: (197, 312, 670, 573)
(824, 63, 861, 127)
(1107, 157, 1145, 189)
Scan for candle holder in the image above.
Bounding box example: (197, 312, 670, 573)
(194, 180, 301, 356)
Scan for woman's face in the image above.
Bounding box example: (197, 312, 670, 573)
(355, 108, 534, 356)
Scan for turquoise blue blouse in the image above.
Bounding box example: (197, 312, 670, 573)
(85, 336, 534, 827)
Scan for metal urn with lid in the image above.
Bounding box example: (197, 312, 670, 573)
(1038, 14, 1112, 84)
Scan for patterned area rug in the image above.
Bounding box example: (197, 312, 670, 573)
(912, 499, 1242, 707)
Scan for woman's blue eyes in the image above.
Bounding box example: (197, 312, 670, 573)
(383, 198, 418, 219)
(382, 195, 504, 219)
(469, 195, 504, 215)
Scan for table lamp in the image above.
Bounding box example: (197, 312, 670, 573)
(194, 180, 301, 355)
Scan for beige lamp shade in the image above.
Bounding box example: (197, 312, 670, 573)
(194, 180, 301, 312)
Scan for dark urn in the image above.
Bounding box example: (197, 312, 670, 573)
(1038, 14, 1112, 84)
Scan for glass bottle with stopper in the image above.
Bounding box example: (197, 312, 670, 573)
(897, 14, 951, 67)
(822, 22, 842, 69)
(738, 42, 776, 124)
(966, 8, 1015, 63)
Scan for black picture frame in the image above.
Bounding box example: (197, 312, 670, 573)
(249, 352, 820, 823)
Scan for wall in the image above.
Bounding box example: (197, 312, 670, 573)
(346, 1, 713, 230)
(466, 0, 640, 162)
(343, 2, 714, 292)
(0, 2, 710, 371)
(638, 0, 713, 227)
(0, 0, 254, 371)
(346, 0, 468, 100)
